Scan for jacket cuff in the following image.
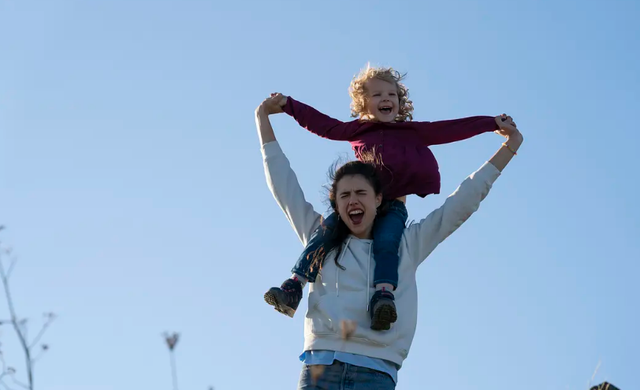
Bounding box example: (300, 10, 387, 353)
(475, 161, 502, 183)
(283, 96, 297, 116)
(261, 141, 282, 159)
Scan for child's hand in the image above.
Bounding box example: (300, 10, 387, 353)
(494, 114, 518, 137)
(256, 94, 286, 115)
(270, 92, 288, 107)
(494, 113, 523, 145)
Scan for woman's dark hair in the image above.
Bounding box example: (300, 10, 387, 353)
(308, 159, 384, 274)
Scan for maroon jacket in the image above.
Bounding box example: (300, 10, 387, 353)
(283, 97, 498, 199)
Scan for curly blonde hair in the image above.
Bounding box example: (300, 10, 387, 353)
(349, 65, 414, 122)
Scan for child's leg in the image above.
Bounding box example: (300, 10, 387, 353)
(372, 200, 408, 289)
(369, 200, 408, 330)
(291, 212, 339, 283)
(264, 212, 338, 318)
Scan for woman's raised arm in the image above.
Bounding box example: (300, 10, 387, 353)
(255, 96, 323, 247)
(405, 117, 523, 266)
(255, 95, 283, 145)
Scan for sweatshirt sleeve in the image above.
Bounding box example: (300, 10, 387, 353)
(283, 97, 364, 141)
(404, 161, 501, 267)
(414, 116, 498, 146)
(262, 141, 323, 246)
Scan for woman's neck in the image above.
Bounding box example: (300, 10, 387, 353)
(351, 227, 374, 240)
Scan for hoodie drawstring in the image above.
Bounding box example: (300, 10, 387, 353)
(334, 237, 373, 310)
(366, 242, 372, 311)
(335, 237, 351, 297)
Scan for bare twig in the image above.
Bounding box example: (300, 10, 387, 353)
(0, 360, 15, 390)
(0, 230, 54, 390)
(28, 315, 55, 350)
(0, 379, 16, 390)
(163, 332, 180, 390)
(5, 258, 17, 281)
(17, 321, 28, 344)
(169, 350, 178, 390)
(29, 346, 49, 368)
(8, 373, 28, 390)
(0, 354, 8, 373)
(163, 332, 179, 351)
(0, 260, 33, 390)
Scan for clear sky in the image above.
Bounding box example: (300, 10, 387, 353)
(1, 1, 638, 389)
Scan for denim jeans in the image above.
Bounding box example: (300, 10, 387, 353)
(291, 200, 408, 288)
(298, 361, 396, 390)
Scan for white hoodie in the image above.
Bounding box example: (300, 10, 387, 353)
(262, 141, 501, 368)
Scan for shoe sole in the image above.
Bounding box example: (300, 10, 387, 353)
(264, 290, 296, 318)
(370, 302, 397, 331)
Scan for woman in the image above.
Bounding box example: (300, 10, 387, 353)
(255, 95, 523, 389)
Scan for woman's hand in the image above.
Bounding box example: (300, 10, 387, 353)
(495, 114, 517, 134)
(270, 92, 288, 108)
(256, 93, 288, 116)
(488, 114, 523, 172)
(495, 113, 523, 145)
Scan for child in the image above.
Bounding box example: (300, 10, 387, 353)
(264, 65, 514, 331)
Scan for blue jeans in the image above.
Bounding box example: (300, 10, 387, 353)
(298, 361, 396, 390)
(291, 200, 408, 289)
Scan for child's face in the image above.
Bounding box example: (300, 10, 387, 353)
(364, 78, 400, 122)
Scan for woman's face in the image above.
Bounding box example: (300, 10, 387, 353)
(335, 174, 382, 239)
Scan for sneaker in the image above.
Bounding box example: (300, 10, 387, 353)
(264, 278, 303, 318)
(369, 290, 397, 331)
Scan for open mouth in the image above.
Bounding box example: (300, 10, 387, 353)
(348, 209, 364, 225)
(378, 106, 393, 115)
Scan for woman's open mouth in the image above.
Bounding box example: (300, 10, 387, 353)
(348, 209, 364, 225)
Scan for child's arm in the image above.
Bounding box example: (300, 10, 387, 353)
(415, 116, 502, 146)
(406, 124, 523, 267)
(279, 95, 364, 141)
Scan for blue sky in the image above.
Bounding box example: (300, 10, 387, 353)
(1, 0, 638, 389)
